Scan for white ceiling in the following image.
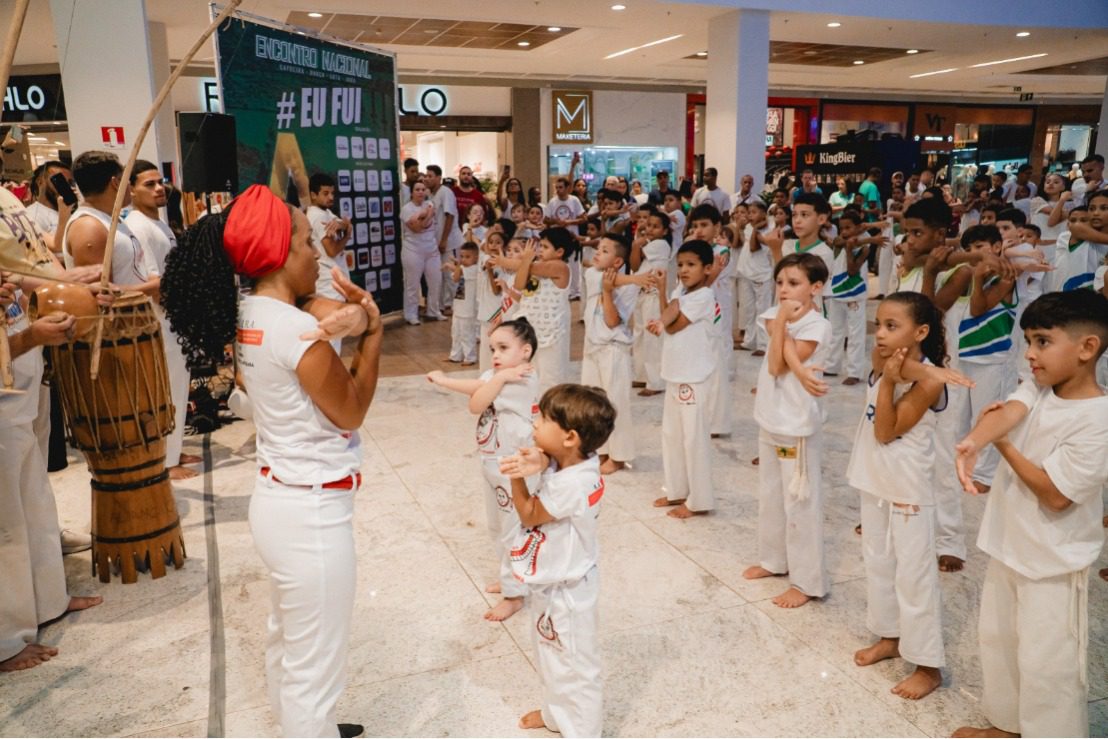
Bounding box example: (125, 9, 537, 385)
(6, 0, 1108, 102)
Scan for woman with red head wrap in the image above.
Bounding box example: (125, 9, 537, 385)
(162, 185, 380, 738)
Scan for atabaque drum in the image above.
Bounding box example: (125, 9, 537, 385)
(41, 290, 186, 583)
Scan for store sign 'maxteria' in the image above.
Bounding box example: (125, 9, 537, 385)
(552, 90, 593, 143)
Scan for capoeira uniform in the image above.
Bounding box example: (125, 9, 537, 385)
(580, 267, 638, 463)
(1053, 230, 1108, 293)
(847, 365, 946, 672)
(974, 382, 1108, 737)
(0, 295, 69, 664)
(877, 218, 898, 296)
(237, 295, 362, 738)
(826, 245, 869, 379)
(126, 209, 192, 468)
(449, 263, 479, 364)
(957, 279, 1017, 487)
(519, 274, 570, 393)
(631, 238, 671, 392)
(476, 252, 502, 372)
(659, 285, 718, 512)
(546, 195, 585, 299)
(895, 264, 924, 294)
(706, 243, 735, 436)
(1005, 241, 1045, 384)
(752, 305, 832, 598)
(932, 266, 972, 562)
(736, 226, 773, 351)
(476, 368, 540, 600)
(783, 238, 835, 312)
(510, 455, 604, 738)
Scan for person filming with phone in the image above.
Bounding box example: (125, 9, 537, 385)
(306, 173, 353, 309)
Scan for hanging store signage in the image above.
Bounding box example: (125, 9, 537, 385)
(2, 74, 67, 123)
(397, 86, 448, 116)
(552, 90, 593, 143)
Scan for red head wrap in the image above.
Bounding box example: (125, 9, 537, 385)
(223, 184, 291, 278)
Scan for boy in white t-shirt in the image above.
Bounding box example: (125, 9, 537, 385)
(765, 193, 835, 309)
(649, 240, 719, 519)
(688, 203, 735, 438)
(744, 253, 832, 608)
(446, 242, 480, 365)
(953, 291, 1108, 739)
(499, 384, 616, 738)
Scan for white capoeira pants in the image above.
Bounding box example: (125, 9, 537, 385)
(706, 334, 733, 436)
(441, 246, 459, 311)
(932, 383, 968, 560)
(631, 292, 663, 391)
(481, 460, 529, 599)
(661, 380, 714, 511)
(449, 315, 479, 364)
(826, 299, 867, 379)
(33, 381, 50, 463)
(568, 257, 582, 300)
(859, 491, 945, 669)
(737, 276, 772, 350)
(401, 244, 443, 322)
(530, 567, 602, 738)
(478, 322, 494, 373)
(163, 322, 191, 468)
(757, 431, 829, 598)
(580, 343, 634, 462)
(249, 474, 357, 738)
(0, 423, 69, 662)
(878, 244, 896, 296)
(535, 334, 570, 395)
(979, 558, 1090, 738)
(960, 361, 1015, 486)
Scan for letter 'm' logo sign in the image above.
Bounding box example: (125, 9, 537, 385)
(552, 90, 593, 143)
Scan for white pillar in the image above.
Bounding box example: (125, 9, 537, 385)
(706, 9, 769, 193)
(147, 21, 177, 177)
(49, 0, 162, 164)
(1096, 76, 1108, 160)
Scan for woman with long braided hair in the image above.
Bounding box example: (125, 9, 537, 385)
(162, 185, 381, 738)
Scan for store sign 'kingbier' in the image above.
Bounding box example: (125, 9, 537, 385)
(552, 90, 593, 143)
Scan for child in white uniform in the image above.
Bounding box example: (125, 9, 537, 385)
(744, 253, 832, 608)
(1056, 195, 1108, 291)
(650, 240, 719, 519)
(827, 211, 881, 384)
(954, 290, 1108, 738)
(631, 210, 672, 397)
(499, 385, 616, 738)
(767, 194, 835, 311)
(688, 204, 735, 437)
(515, 228, 573, 392)
(477, 231, 507, 372)
(446, 242, 480, 365)
(580, 233, 645, 474)
(737, 200, 774, 352)
(848, 292, 952, 702)
(428, 318, 540, 622)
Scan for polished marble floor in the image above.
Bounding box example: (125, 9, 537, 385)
(2, 307, 1107, 738)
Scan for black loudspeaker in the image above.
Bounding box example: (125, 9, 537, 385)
(177, 112, 238, 193)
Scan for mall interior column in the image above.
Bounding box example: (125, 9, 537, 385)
(511, 88, 541, 198)
(49, 0, 163, 163)
(705, 9, 769, 193)
(1096, 76, 1108, 159)
(147, 21, 177, 177)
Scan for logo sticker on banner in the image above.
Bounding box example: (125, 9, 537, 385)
(215, 13, 403, 313)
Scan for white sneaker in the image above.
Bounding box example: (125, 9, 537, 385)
(61, 529, 92, 555)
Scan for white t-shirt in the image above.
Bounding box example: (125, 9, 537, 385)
(660, 285, 718, 384)
(846, 366, 943, 506)
(545, 194, 584, 225)
(977, 382, 1108, 579)
(25, 201, 59, 235)
(753, 305, 831, 437)
(1, 296, 43, 424)
(475, 368, 539, 458)
(1054, 230, 1108, 292)
(737, 227, 773, 283)
(432, 186, 464, 253)
(691, 186, 732, 216)
(583, 266, 638, 347)
(896, 265, 924, 294)
(519, 274, 570, 349)
(236, 295, 361, 484)
(783, 238, 834, 297)
(306, 206, 351, 300)
(452, 263, 478, 318)
(125, 210, 176, 277)
(476, 252, 500, 323)
(510, 455, 603, 585)
(667, 210, 686, 252)
(400, 201, 437, 252)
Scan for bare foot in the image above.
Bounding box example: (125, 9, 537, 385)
(654, 496, 683, 508)
(938, 555, 965, 573)
(519, 710, 547, 730)
(973, 480, 991, 494)
(485, 581, 501, 594)
(66, 595, 102, 614)
(1102, 514, 1107, 528)
(854, 637, 900, 666)
(751, 456, 759, 466)
(667, 503, 706, 519)
(484, 597, 523, 622)
(0, 644, 59, 672)
(772, 586, 812, 608)
(952, 726, 1020, 738)
(169, 466, 199, 480)
(631, 381, 646, 389)
(179, 453, 202, 465)
(637, 388, 663, 397)
(1100, 567, 1107, 583)
(892, 665, 942, 700)
(854, 523, 862, 536)
(742, 565, 784, 580)
(461, 361, 477, 367)
(599, 459, 626, 475)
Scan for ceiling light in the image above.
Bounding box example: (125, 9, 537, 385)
(54, 140, 65, 145)
(307, 12, 322, 18)
(604, 33, 683, 59)
(695, 51, 707, 57)
(517, 41, 530, 47)
(910, 67, 958, 78)
(906, 49, 919, 54)
(970, 52, 1047, 68)
(826, 21, 841, 28)
(611, 4, 626, 9)
(1016, 31, 1030, 37)
(547, 27, 562, 32)
(853, 60, 864, 65)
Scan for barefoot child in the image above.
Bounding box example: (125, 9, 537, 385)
(688, 204, 734, 437)
(426, 318, 540, 622)
(827, 210, 883, 385)
(651, 240, 719, 519)
(514, 229, 574, 392)
(630, 209, 672, 397)
(446, 241, 480, 365)
(744, 253, 832, 608)
(848, 292, 951, 701)
(499, 384, 616, 737)
(581, 232, 647, 474)
(952, 290, 1108, 738)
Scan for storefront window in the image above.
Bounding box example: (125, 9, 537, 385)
(548, 145, 679, 197)
(1042, 124, 1093, 174)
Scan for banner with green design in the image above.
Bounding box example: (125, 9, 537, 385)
(216, 14, 402, 313)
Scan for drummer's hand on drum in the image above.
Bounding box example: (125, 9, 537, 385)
(331, 267, 382, 335)
(29, 313, 77, 347)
